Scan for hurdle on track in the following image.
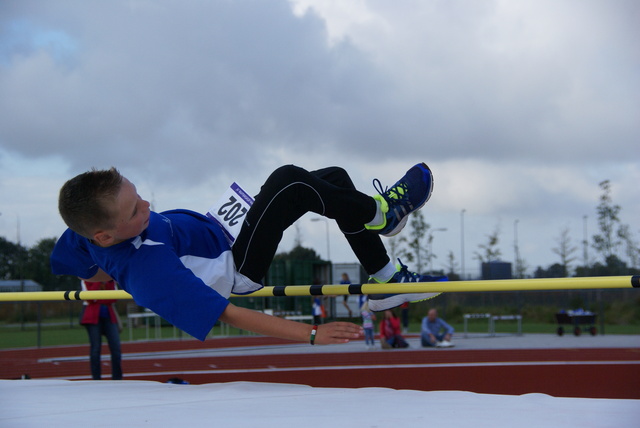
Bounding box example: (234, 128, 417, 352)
(0, 276, 637, 302)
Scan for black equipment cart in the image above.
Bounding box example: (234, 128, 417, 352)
(555, 310, 597, 336)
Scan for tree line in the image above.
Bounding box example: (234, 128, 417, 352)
(0, 237, 77, 290)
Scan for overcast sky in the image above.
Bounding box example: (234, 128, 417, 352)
(1, 0, 638, 279)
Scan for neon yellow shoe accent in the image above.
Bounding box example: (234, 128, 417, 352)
(365, 194, 389, 231)
(386, 183, 408, 201)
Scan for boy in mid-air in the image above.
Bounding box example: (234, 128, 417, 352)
(51, 163, 441, 344)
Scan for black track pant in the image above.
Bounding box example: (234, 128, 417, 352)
(232, 165, 390, 283)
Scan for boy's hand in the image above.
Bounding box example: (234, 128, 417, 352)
(315, 322, 363, 345)
(220, 304, 363, 345)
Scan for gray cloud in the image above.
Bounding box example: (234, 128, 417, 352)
(2, 1, 638, 172)
(0, 0, 405, 185)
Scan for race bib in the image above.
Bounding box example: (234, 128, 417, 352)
(206, 182, 254, 244)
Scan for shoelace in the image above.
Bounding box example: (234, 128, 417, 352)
(372, 178, 409, 202)
(395, 258, 422, 282)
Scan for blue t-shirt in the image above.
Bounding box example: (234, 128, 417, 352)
(51, 209, 261, 341)
(421, 317, 455, 338)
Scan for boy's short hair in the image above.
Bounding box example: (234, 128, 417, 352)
(58, 167, 124, 238)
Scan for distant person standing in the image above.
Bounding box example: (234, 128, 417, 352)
(312, 296, 325, 325)
(340, 273, 353, 318)
(360, 300, 376, 349)
(80, 280, 123, 380)
(311, 278, 326, 324)
(420, 308, 454, 348)
(400, 302, 410, 333)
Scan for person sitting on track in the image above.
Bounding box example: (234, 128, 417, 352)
(421, 308, 454, 348)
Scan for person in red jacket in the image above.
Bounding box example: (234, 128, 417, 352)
(379, 310, 409, 349)
(80, 280, 123, 380)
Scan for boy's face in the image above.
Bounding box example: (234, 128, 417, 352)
(93, 178, 151, 246)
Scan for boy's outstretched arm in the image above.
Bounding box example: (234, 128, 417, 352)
(219, 302, 363, 345)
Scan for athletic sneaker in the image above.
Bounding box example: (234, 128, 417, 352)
(368, 259, 447, 312)
(366, 162, 434, 237)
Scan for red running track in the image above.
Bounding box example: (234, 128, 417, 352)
(1, 337, 638, 399)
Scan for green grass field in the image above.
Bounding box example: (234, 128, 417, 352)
(1, 319, 638, 350)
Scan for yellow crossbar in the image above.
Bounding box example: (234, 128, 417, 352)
(0, 276, 637, 302)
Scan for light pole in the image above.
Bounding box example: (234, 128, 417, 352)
(429, 227, 447, 274)
(310, 218, 330, 262)
(514, 219, 520, 278)
(583, 215, 588, 268)
(460, 209, 466, 280)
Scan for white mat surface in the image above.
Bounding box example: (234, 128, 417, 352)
(1, 380, 638, 428)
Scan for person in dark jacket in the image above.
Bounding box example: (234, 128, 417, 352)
(80, 279, 123, 380)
